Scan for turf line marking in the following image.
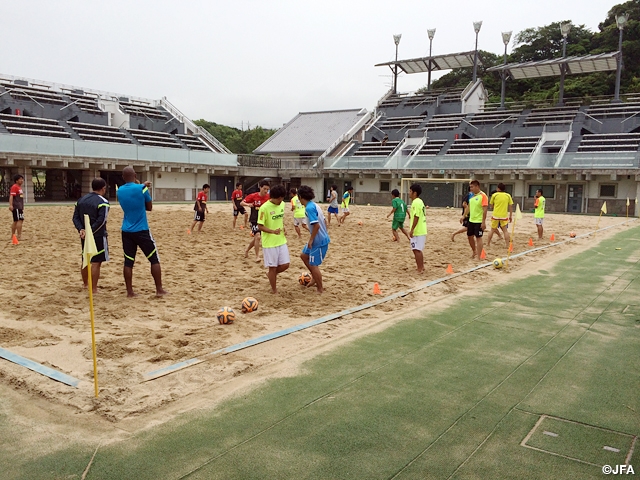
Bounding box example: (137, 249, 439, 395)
(177, 305, 507, 479)
(543, 431, 559, 437)
(520, 414, 547, 446)
(0, 347, 79, 387)
(80, 440, 103, 480)
(625, 436, 637, 465)
(604, 446, 620, 452)
(144, 219, 637, 381)
(392, 253, 640, 480)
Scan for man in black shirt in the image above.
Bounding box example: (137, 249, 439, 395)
(72, 178, 110, 293)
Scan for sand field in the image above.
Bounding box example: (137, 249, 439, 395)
(0, 200, 631, 423)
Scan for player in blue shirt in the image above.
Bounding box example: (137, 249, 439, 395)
(118, 166, 168, 297)
(298, 185, 330, 294)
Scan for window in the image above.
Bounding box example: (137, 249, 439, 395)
(380, 181, 390, 192)
(488, 184, 514, 196)
(599, 184, 616, 197)
(528, 185, 555, 198)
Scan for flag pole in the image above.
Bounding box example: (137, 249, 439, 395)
(626, 197, 629, 219)
(87, 256, 99, 398)
(506, 204, 522, 269)
(595, 201, 606, 236)
(83, 214, 99, 398)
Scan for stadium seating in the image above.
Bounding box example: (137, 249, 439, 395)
(127, 128, 182, 148)
(445, 137, 505, 155)
(63, 91, 104, 115)
(507, 136, 540, 154)
(425, 113, 467, 131)
(119, 101, 167, 120)
(577, 133, 640, 153)
(352, 141, 399, 157)
(417, 138, 448, 155)
(377, 115, 427, 131)
(585, 102, 640, 119)
(175, 134, 212, 151)
(1, 82, 66, 105)
(468, 110, 521, 126)
(0, 114, 70, 138)
(523, 106, 579, 127)
(68, 121, 133, 144)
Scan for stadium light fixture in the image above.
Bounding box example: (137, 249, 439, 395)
(393, 34, 402, 94)
(558, 23, 571, 106)
(500, 31, 512, 110)
(427, 29, 436, 90)
(614, 13, 630, 103)
(472, 21, 482, 82)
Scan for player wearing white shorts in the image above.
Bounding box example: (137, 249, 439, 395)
(408, 184, 427, 274)
(257, 185, 289, 294)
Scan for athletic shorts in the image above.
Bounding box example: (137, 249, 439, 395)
(293, 217, 308, 227)
(410, 235, 426, 251)
(462, 217, 470, 228)
(302, 244, 328, 266)
(467, 222, 484, 237)
(233, 205, 246, 216)
(341, 207, 350, 214)
(81, 235, 109, 263)
(328, 206, 339, 214)
(194, 210, 205, 222)
(250, 222, 261, 235)
(263, 244, 290, 268)
(535, 218, 544, 225)
(392, 219, 404, 230)
(491, 218, 508, 229)
(12, 209, 24, 222)
(122, 230, 160, 268)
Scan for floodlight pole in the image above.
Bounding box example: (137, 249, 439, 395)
(557, 23, 571, 106)
(472, 21, 482, 82)
(614, 13, 630, 103)
(500, 31, 512, 110)
(427, 29, 436, 91)
(393, 34, 402, 94)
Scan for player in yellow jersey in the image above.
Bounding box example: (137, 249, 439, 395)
(290, 188, 309, 238)
(486, 183, 513, 248)
(338, 186, 353, 225)
(409, 184, 427, 273)
(534, 189, 545, 239)
(258, 185, 289, 294)
(464, 180, 488, 259)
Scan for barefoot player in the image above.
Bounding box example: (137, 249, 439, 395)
(298, 185, 330, 294)
(258, 185, 289, 293)
(242, 180, 270, 262)
(409, 184, 427, 273)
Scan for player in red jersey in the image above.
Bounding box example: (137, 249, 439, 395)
(231, 182, 248, 229)
(241, 180, 270, 262)
(189, 184, 210, 234)
(9, 174, 25, 241)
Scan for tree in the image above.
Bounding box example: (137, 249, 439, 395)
(194, 120, 277, 154)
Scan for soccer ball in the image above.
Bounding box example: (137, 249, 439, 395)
(358, 221, 363, 226)
(217, 307, 236, 324)
(242, 297, 258, 313)
(493, 258, 504, 269)
(569, 232, 577, 238)
(299, 272, 312, 286)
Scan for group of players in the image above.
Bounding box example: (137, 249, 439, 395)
(8, 170, 545, 297)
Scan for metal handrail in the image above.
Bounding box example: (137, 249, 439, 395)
(492, 115, 518, 129)
(60, 98, 81, 111)
(576, 110, 603, 125)
(621, 111, 640, 124)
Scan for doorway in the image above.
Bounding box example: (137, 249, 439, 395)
(567, 184, 583, 213)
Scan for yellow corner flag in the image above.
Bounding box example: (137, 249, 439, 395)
(83, 214, 100, 397)
(82, 214, 98, 268)
(515, 203, 523, 220)
(601, 201, 607, 214)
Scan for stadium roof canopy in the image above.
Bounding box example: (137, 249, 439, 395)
(486, 52, 618, 79)
(375, 51, 480, 75)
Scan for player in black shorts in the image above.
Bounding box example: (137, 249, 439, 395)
(241, 180, 270, 262)
(72, 178, 110, 292)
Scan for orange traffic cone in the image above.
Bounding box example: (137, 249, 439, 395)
(480, 248, 486, 260)
(528, 238, 534, 246)
(187, 229, 191, 235)
(11, 234, 19, 245)
(446, 264, 454, 274)
(550, 233, 555, 241)
(373, 283, 381, 295)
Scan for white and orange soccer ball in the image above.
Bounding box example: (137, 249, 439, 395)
(217, 307, 236, 324)
(241, 297, 258, 313)
(298, 273, 312, 286)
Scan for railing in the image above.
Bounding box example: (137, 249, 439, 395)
(317, 109, 372, 163)
(157, 97, 231, 154)
(237, 155, 281, 169)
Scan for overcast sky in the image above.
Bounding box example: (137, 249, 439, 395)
(2, 0, 618, 129)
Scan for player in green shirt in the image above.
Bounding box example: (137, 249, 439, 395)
(386, 189, 410, 242)
(258, 185, 289, 294)
(290, 188, 309, 238)
(534, 189, 546, 239)
(409, 184, 427, 273)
